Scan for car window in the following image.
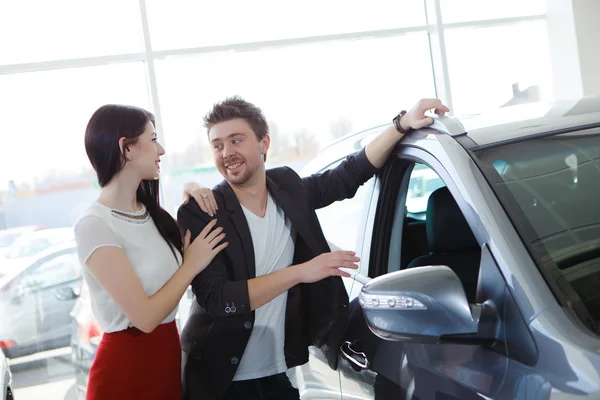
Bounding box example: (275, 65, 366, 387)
(406, 164, 446, 215)
(380, 161, 481, 302)
(474, 131, 600, 330)
(6, 229, 74, 259)
(0, 232, 20, 248)
(314, 159, 374, 252)
(22, 251, 81, 291)
(7, 238, 50, 258)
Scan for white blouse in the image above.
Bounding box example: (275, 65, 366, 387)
(74, 202, 182, 333)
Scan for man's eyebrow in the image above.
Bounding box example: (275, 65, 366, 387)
(210, 132, 245, 143)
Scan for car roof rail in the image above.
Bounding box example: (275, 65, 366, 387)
(426, 115, 467, 136)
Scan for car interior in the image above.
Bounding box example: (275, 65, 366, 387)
(404, 186, 481, 303)
(382, 163, 482, 304)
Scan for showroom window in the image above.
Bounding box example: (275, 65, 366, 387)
(154, 33, 435, 213)
(0, 1, 559, 398)
(0, 1, 144, 64)
(0, 62, 150, 227)
(439, 0, 546, 23)
(145, 0, 427, 50)
(444, 20, 552, 114)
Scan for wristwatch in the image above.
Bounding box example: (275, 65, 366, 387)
(392, 110, 411, 134)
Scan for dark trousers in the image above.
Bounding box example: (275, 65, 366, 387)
(222, 372, 300, 400)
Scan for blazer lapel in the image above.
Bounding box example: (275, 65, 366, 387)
(219, 181, 256, 279)
(266, 176, 322, 254)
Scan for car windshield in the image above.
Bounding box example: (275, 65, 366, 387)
(0, 232, 20, 248)
(474, 129, 600, 331)
(5, 229, 74, 259)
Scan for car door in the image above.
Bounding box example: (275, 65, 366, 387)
(341, 153, 536, 399)
(290, 157, 376, 399)
(20, 249, 81, 346)
(339, 157, 415, 400)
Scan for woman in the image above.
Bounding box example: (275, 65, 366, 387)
(74, 104, 227, 399)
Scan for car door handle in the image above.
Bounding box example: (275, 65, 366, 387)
(340, 341, 369, 370)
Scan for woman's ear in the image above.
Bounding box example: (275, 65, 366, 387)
(118, 137, 129, 157)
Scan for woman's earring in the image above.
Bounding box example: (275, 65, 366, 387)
(127, 156, 133, 162)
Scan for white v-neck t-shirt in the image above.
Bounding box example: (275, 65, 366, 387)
(74, 202, 182, 333)
(233, 194, 295, 381)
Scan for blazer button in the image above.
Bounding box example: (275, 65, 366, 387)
(244, 321, 252, 329)
(231, 357, 239, 365)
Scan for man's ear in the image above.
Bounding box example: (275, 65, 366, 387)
(261, 134, 271, 159)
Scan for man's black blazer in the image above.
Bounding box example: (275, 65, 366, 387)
(177, 148, 378, 399)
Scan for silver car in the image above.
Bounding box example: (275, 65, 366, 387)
(0, 242, 81, 359)
(290, 96, 600, 399)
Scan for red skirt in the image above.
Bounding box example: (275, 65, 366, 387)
(86, 320, 182, 400)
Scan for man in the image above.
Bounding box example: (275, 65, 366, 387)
(178, 96, 449, 399)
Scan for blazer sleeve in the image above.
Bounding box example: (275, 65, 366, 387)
(301, 147, 379, 210)
(177, 199, 251, 319)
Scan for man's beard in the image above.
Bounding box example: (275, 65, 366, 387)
(228, 168, 253, 186)
(222, 162, 255, 187)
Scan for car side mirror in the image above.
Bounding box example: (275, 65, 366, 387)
(54, 286, 79, 301)
(359, 265, 497, 345)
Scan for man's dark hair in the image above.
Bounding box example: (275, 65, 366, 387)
(203, 95, 269, 141)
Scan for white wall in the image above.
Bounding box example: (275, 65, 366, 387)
(547, 0, 600, 100)
(572, 0, 600, 97)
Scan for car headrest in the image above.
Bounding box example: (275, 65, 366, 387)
(426, 187, 478, 254)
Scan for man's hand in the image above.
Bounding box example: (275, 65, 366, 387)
(294, 251, 360, 284)
(400, 98, 450, 131)
(182, 182, 218, 216)
(248, 250, 359, 311)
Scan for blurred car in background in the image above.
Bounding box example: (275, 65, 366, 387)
(0, 225, 46, 258)
(0, 350, 13, 400)
(1, 227, 74, 262)
(0, 242, 82, 359)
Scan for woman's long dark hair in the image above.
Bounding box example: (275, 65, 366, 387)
(84, 104, 183, 261)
